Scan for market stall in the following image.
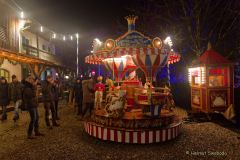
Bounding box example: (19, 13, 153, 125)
(188, 43, 234, 114)
(84, 16, 182, 144)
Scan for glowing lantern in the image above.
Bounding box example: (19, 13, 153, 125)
(105, 39, 115, 50)
(152, 37, 163, 49)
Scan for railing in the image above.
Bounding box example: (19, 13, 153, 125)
(22, 43, 38, 57)
(22, 44, 60, 65)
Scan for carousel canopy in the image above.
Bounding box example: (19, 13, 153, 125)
(85, 15, 181, 81)
(85, 15, 180, 65)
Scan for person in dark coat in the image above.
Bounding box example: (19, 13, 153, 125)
(9, 75, 23, 122)
(23, 76, 44, 139)
(53, 79, 61, 120)
(73, 77, 83, 116)
(42, 75, 59, 129)
(82, 77, 95, 118)
(0, 77, 10, 121)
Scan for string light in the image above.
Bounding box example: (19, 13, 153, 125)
(63, 36, 66, 41)
(52, 33, 56, 39)
(20, 11, 24, 19)
(40, 26, 43, 32)
(76, 33, 79, 38)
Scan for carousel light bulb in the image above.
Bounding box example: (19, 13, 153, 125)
(164, 36, 173, 47)
(40, 26, 43, 32)
(94, 38, 102, 45)
(63, 36, 66, 41)
(70, 35, 73, 40)
(107, 43, 111, 47)
(20, 11, 24, 19)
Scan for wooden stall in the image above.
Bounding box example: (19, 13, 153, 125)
(188, 44, 234, 114)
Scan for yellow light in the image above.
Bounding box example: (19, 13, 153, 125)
(63, 36, 66, 41)
(107, 43, 111, 47)
(188, 67, 206, 85)
(70, 36, 73, 40)
(40, 26, 43, 32)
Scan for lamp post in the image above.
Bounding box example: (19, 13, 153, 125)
(94, 38, 102, 76)
(164, 36, 173, 87)
(76, 33, 79, 76)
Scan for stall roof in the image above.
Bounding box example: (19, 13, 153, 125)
(195, 43, 231, 65)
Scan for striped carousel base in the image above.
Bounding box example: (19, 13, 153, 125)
(83, 121, 182, 144)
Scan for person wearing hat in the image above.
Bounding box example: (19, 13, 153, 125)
(0, 77, 10, 121)
(73, 77, 83, 116)
(9, 75, 23, 122)
(22, 75, 44, 139)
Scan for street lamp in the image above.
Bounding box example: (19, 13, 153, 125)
(94, 38, 102, 76)
(76, 33, 79, 76)
(164, 36, 173, 87)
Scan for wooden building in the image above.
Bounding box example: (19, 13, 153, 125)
(0, 0, 73, 82)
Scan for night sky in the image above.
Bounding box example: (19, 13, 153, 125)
(16, 0, 135, 52)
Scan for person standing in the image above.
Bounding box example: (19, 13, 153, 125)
(73, 77, 83, 116)
(9, 75, 22, 122)
(0, 77, 10, 121)
(23, 76, 44, 139)
(82, 77, 95, 118)
(53, 79, 61, 120)
(42, 75, 59, 129)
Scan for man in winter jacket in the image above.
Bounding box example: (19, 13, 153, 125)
(0, 77, 10, 121)
(23, 76, 44, 139)
(82, 77, 95, 117)
(42, 75, 59, 129)
(73, 78, 83, 116)
(9, 75, 22, 122)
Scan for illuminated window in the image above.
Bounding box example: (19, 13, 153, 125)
(0, 68, 10, 82)
(188, 67, 206, 86)
(208, 67, 228, 87)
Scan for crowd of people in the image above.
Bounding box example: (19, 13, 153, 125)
(0, 74, 99, 139)
(0, 75, 62, 139)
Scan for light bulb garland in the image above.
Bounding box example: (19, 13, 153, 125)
(17, 10, 79, 42)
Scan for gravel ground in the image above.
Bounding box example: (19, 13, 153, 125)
(0, 102, 239, 160)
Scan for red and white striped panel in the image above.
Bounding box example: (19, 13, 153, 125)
(84, 121, 182, 144)
(85, 48, 181, 65)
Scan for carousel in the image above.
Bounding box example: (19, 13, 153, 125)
(84, 16, 182, 144)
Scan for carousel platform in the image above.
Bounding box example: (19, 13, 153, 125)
(84, 109, 182, 144)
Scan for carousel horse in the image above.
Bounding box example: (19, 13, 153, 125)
(105, 90, 126, 118)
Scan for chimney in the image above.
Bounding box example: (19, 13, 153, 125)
(125, 15, 138, 32)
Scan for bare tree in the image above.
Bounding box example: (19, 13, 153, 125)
(126, 0, 240, 59)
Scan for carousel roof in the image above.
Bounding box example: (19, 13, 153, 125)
(85, 15, 181, 65)
(198, 43, 231, 65)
